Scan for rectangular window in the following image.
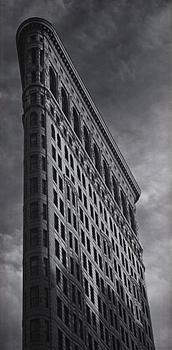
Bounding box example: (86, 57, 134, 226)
(52, 166, 57, 183)
(54, 213, 59, 231)
(43, 203, 47, 220)
(30, 286, 39, 307)
(30, 256, 39, 276)
(30, 202, 38, 219)
(61, 222, 65, 241)
(59, 176, 63, 192)
(58, 154, 62, 170)
(30, 154, 38, 170)
(42, 179, 47, 195)
(64, 305, 69, 327)
(41, 135, 45, 149)
(56, 266, 61, 285)
(43, 229, 48, 247)
(59, 198, 64, 216)
(62, 248, 67, 267)
(42, 156, 46, 171)
(44, 288, 48, 308)
(53, 189, 58, 206)
(30, 319, 40, 342)
(30, 133, 37, 147)
(63, 275, 68, 296)
(43, 257, 48, 276)
(57, 296, 62, 319)
(55, 239, 60, 259)
(30, 228, 39, 247)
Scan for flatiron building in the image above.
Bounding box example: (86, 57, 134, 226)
(16, 17, 155, 350)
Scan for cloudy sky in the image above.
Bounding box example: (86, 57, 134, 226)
(0, 0, 171, 349)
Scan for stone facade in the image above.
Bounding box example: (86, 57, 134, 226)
(16, 17, 155, 350)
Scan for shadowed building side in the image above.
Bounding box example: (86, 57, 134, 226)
(16, 17, 155, 350)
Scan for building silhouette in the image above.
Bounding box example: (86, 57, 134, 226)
(16, 17, 155, 350)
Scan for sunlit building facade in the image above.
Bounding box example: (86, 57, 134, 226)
(16, 17, 155, 350)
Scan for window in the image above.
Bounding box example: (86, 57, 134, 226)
(43, 203, 47, 220)
(70, 154, 74, 169)
(31, 47, 37, 65)
(103, 159, 111, 189)
(58, 329, 63, 349)
(112, 176, 119, 204)
(73, 107, 81, 139)
(55, 239, 60, 258)
(30, 319, 40, 342)
(30, 112, 38, 127)
(52, 166, 57, 183)
(30, 202, 38, 219)
(61, 222, 65, 241)
(30, 228, 39, 247)
(63, 275, 68, 296)
(83, 125, 91, 156)
(57, 296, 62, 319)
(52, 145, 56, 161)
(31, 71, 36, 83)
(53, 189, 58, 206)
(121, 191, 128, 219)
(60, 198, 64, 216)
(88, 333, 93, 350)
(45, 320, 49, 342)
(49, 66, 57, 98)
(30, 154, 38, 170)
(30, 286, 39, 307)
(42, 179, 46, 194)
(41, 135, 45, 148)
(30, 177, 38, 195)
(43, 229, 48, 247)
(59, 175, 63, 192)
(30, 133, 37, 147)
(61, 87, 69, 120)
(42, 156, 46, 171)
(51, 124, 55, 140)
(64, 305, 69, 327)
(56, 266, 61, 285)
(57, 133, 61, 149)
(58, 154, 62, 170)
(64, 145, 68, 161)
(94, 143, 101, 174)
(62, 248, 67, 267)
(129, 204, 136, 233)
(54, 213, 59, 231)
(30, 256, 39, 276)
(43, 257, 48, 276)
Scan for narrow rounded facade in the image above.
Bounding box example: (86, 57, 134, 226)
(17, 17, 155, 350)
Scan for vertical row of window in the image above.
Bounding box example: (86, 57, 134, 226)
(30, 47, 44, 85)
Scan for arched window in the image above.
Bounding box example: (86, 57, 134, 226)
(51, 124, 55, 140)
(112, 176, 119, 205)
(121, 191, 128, 220)
(94, 143, 101, 174)
(61, 87, 69, 120)
(73, 107, 81, 140)
(103, 160, 111, 189)
(49, 66, 57, 98)
(30, 112, 38, 127)
(83, 125, 91, 157)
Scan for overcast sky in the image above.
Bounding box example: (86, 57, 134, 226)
(0, 1, 171, 349)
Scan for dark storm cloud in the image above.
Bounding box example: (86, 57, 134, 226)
(0, 1, 171, 349)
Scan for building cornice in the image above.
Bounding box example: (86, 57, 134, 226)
(16, 17, 141, 202)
